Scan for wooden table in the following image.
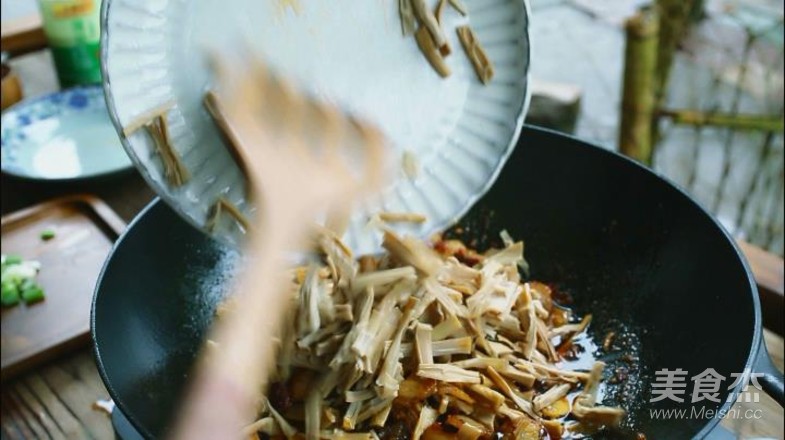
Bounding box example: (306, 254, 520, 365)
(1, 167, 155, 438)
(0, 45, 783, 439)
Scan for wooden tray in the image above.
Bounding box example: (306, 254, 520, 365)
(1, 195, 125, 381)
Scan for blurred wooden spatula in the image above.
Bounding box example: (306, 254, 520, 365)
(171, 58, 387, 440)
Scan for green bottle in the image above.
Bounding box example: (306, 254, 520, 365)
(37, 0, 102, 88)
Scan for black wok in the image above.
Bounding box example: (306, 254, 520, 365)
(92, 125, 783, 439)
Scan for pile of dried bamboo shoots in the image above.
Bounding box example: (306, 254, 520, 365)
(221, 228, 624, 440)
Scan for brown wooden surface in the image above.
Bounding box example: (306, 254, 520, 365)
(1, 195, 125, 382)
(0, 14, 47, 57)
(2, 66, 24, 111)
(721, 328, 784, 438)
(1, 351, 115, 440)
(1, 170, 153, 439)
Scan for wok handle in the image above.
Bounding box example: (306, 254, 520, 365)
(754, 337, 784, 405)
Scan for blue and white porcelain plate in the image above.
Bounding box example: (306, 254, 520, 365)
(1, 86, 133, 181)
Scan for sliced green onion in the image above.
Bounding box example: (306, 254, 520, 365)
(40, 229, 56, 241)
(19, 278, 35, 292)
(3, 255, 23, 266)
(1, 255, 45, 306)
(21, 284, 45, 304)
(1, 281, 21, 307)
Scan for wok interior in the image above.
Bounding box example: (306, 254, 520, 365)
(93, 127, 758, 439)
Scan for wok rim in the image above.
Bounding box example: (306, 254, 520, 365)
(91, 197, 162, 440)
(90, 125, 762, 439)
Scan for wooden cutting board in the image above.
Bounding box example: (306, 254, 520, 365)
(1, 195, 125, 381)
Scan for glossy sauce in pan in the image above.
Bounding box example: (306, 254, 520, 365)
(440, 210, 649, 439)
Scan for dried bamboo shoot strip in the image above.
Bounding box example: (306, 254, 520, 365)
(415, 26, 451, 78)
(456, 25, 494, 84)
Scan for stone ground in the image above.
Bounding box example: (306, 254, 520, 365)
(3, 0, 783, 254)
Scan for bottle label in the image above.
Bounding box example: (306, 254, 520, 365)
(39, 0, 101, 87)
(51, 0, 94, 18)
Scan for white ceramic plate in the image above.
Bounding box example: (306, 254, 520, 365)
(1, 86, 133, 181)
(101, 0, 531, 254)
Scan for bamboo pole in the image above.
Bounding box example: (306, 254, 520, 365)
(658, 109, 785, 132)
(651, 0, 698, 148)
(619, 6, 659, 165)
(654, 0, 696, 105)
